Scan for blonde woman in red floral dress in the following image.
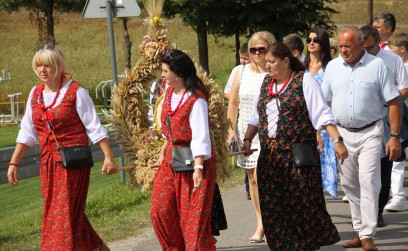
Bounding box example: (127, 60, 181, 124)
(151, 49, 218, 251)
(7, 44, 117, 251)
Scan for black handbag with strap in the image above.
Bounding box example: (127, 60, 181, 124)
(165, 115, 195, 172)
(48, 121, 94, 169)
(274, 84, 318, 168)
(292, 141, 319, 168)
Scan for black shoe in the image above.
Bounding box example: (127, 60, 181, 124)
(377, 214, 386, 228)
(246, 191, 251, 200)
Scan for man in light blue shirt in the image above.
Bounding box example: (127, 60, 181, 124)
(322, 26, 401, 251)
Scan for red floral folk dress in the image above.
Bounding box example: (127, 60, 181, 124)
(151, 88, 217, 251)
(32, 82, 102, 251)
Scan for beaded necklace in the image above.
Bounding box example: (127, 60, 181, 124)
(267, 71, 292, 97)
(166, 86, 187, 116)
(38, 75, 64, 111)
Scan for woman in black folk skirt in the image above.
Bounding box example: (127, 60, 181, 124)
(242, 43, 348, 250)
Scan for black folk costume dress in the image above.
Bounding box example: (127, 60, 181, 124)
(256, 71, 340, 250)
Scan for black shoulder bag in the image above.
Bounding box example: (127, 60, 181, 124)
(274, 83, 318, 168)
(48, 121, 94, 169)
(166, 115, 195, 172)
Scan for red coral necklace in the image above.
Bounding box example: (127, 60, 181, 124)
(166, 86, 187, 116)
(267, 71, 292, 97)
(38, 77, 63, 111)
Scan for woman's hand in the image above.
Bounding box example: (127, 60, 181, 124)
(102, 158, 117, 175)
(7, 165, 18, 186)
(227, 131, 237, 146)
(316, 131, 323, 153)
(193, 169, 203, 192)
(242, 140, 252, 156)
(156, 154, 164, 166)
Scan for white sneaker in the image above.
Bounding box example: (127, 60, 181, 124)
(342, 195, 349, 203)
(384, 198, 406, 212)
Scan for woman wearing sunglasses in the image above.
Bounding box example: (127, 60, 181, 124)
(227, 31, 276, 243)
(304, 27, 340, 200)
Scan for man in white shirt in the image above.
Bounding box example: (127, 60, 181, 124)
(361, 25, 408, 227)
(373, 12, 396, 50)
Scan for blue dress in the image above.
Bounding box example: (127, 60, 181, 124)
(308, 68, 339, 198)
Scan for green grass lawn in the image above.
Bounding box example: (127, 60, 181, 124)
(0, 160, 244, 250)
(2, 1, 408, 250)
(0, 126, 19, 148)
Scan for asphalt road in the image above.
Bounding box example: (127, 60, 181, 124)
(108, 169, 408, 251)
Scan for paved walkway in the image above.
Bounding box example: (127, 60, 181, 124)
(108, 169, 408, 250)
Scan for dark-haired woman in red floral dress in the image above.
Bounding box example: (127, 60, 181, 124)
(242, 43, 348, 250)
(150, 49, 219, 251)
(7, 45, 117, 251)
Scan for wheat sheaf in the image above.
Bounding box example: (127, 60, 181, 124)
(110, 0, 232, 193)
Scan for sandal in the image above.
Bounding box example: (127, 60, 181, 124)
(249, 235, 264, 243)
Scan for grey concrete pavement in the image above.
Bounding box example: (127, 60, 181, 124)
(108, 169, 408, 250)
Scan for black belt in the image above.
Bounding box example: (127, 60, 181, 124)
(337, 119, 380, 132)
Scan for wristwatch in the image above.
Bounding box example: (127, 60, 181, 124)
(333, 136, 343, 144)
(390, 133, 401, 139)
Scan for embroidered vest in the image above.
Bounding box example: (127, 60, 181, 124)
(32, 82, 90, 160)
(161, 88, 205, 146)
(257, 71, 316, 150)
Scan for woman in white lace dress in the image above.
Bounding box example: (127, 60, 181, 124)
(227, 31, 276, 243)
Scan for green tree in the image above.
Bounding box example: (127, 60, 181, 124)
(163, 0, 338, 72)
(0, 0, 86, 45)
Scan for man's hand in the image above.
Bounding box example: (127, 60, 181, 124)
(386, 137, 402, 161)
(334, 143, 348, 165)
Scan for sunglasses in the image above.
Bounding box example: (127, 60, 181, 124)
(36, 43, 55, 52)
(364, 43, 377, 52)
(165, 51, 172, 59)
(306, 37, 319, 44)
(249, 47, 267, 55)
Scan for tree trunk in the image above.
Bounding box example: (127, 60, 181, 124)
(368, 0, 373, 25)
(235, 32, 240, 66)
(122, 17, 132, 72)
(45, 0, 55, 45)
(196, 20, 209, 74)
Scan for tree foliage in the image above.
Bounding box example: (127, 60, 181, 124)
(0, 0, 87, 45)
(163, 0, 338, 71)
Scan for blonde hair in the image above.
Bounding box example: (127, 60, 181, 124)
(389, 33, 408, 49)
(32, 44, 65, 80)
(329, 38, 338, 52)
(248, 31, 277, 71)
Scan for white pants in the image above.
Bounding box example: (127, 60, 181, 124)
(391, 148, 407, 200)
(338, 120, 383, 239)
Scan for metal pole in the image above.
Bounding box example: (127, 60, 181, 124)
(15, 93, 21, 122)
(8, 94, 15, 122)
(106, 0, 118, 85)
(119, 155, 125, 184)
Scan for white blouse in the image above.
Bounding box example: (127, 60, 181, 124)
(165, 91, 212, 160)
(248, 72, 335, 137)
(17, 80, 108, 147)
